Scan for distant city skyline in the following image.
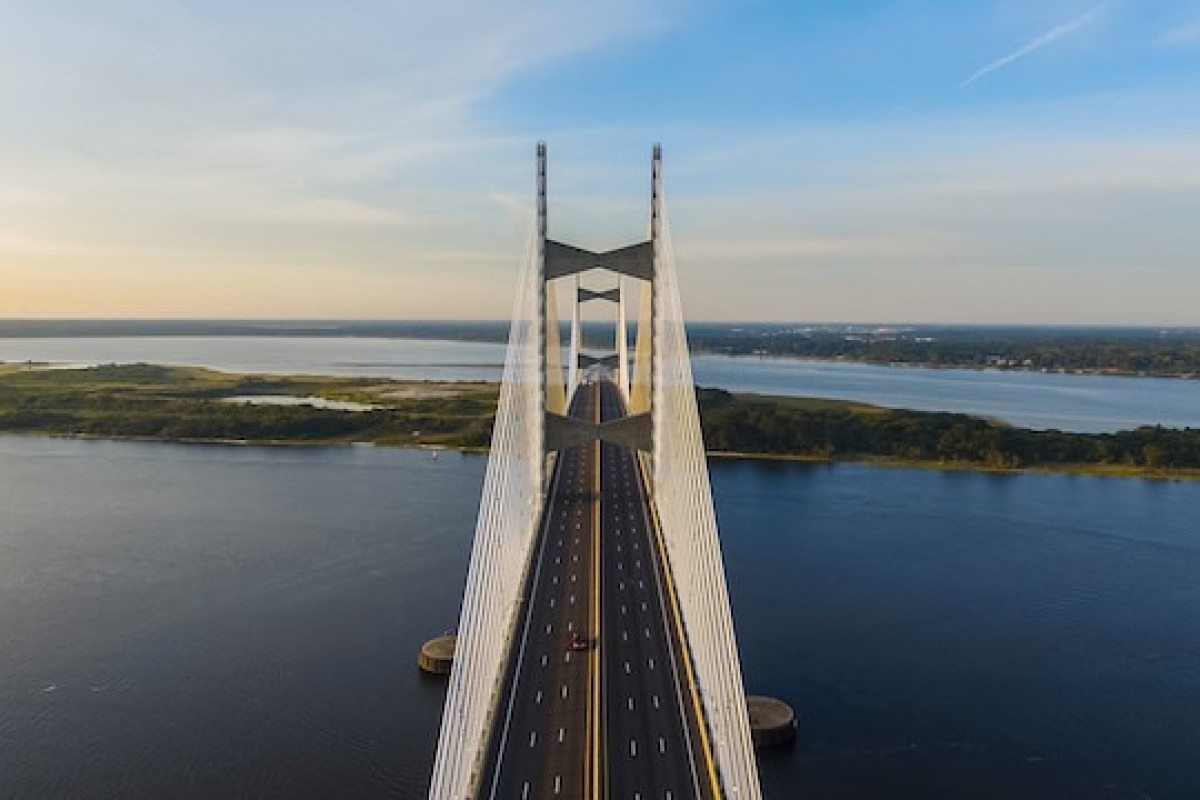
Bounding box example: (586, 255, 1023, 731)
(2, 1, 1199, 324)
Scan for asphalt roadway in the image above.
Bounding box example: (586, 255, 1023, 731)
(483, 379, 715, 799)
(598, 380, 714, 800)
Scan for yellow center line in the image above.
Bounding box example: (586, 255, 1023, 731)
(639, 451, 723, 798)
(590, 384, 603, 800)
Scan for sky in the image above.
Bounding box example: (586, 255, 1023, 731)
(2, 0, 1199, 324)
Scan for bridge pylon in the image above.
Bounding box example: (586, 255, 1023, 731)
(429, 144, 760, 799)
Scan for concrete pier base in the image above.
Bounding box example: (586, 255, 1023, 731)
(746, 695, 797, 749)
(418, 635, 456, 675)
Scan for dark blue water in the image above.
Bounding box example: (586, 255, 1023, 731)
(0, 437, 477, 798)
(720, 460, 1200, 799)
(2, 437, 1198, 798)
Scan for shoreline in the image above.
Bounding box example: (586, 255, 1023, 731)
(6, 429, 1195, 483)
(705, 450, 1200, 481)
(7, 346, 1200, 381)
(1, 364, 1195, 483)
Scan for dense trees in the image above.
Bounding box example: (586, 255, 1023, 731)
(0, 396, 495, 448)
(697, 388, 1200, 472)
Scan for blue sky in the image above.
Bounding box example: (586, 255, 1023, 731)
(2, 0, 1199, 323)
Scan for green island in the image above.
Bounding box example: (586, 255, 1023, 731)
(1, 363, 1197, 480)
(0, 363, 497, 449)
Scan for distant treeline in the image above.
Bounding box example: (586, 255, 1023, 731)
(686, 325, 1200, 377)
(4, 320, 1199, 377)
(698, 388, 1200, 472)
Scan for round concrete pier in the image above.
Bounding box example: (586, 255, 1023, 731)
(746, 695, 797, 748)
(417, 634, 456, 675)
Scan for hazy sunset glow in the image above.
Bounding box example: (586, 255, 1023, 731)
(3, 1, 1199, 323)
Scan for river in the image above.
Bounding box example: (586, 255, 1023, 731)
(2, 436, 1197, 798)
(2, 336, 1198, 432)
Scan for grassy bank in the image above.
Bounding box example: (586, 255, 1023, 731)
(1, 364, 1196, 480)
(0, 363, 497, 448)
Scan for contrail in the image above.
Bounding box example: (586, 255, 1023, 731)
(960, 4, 1107, 88)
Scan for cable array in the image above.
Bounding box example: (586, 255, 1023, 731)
(650, 190, 762, 799)
(428, 213, 545, 799)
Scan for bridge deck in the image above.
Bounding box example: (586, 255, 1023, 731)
(482, 378, 716, 799)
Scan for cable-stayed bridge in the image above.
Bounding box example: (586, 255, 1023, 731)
(429, 145, 760, 799)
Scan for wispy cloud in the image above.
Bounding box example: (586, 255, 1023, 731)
(0, 1, 680, 317)
(960, 5, 1107, 88)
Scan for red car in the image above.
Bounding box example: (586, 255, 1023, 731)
(569, 633, 593, 651)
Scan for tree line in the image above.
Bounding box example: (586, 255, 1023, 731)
(697, 388, 1200, 472)
(686, 325, 1200, 377)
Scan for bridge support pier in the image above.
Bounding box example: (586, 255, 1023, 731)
(418, 634, 457, 675)
(746, 695, 798, 748)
